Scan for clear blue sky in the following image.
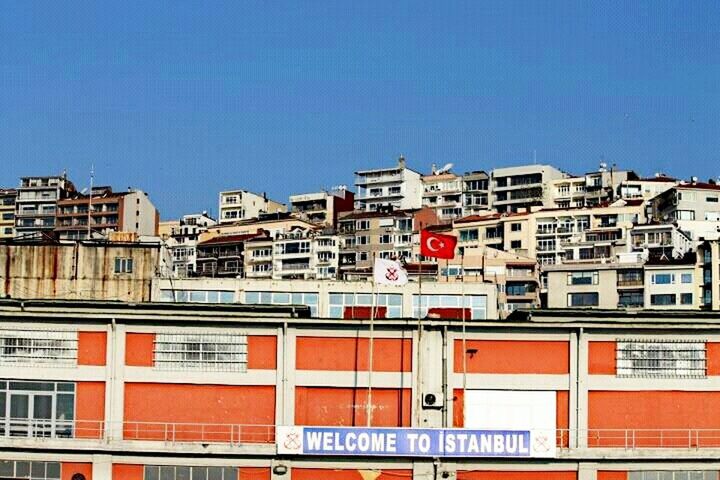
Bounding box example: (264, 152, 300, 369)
(1, 1, 719, 219)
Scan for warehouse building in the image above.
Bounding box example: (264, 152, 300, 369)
(1, 300, 720, 478)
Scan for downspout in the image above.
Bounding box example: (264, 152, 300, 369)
(575, 326, 583, 449)
(442, 325, 448, 427)
(107, 317, 117, 442)
(281, 320, 288, 426)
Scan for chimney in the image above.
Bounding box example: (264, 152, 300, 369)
(398, 155, 406, 169)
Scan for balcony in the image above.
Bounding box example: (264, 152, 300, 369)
(617, 278, 644, 287)
(354, 173, 402, 185)
(279, 263, 311, 271)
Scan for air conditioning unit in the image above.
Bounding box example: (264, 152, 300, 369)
(422, 391, 444, 409)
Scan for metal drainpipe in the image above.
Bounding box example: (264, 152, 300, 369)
(575, 326, 583, 449)
(442, 325, 448, 427)
(108, 317, 116, 442)
(281, 321, 288, 426)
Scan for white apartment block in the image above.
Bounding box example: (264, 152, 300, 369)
(421, 171, 463, 222)
(288, 187, 354, 226)
(490, 164, 566, 213)
(461, 170, 490, 216)
(218, 189, 286, 224)
(619, 174, 677, 199)
(165, 212, 217, 277)
(354, 155, 423, 212)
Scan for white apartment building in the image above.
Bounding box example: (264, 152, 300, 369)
(218, 189, 286, 224)
(421, 171, 463, 222)
(14, 175, 75, 237)
(354, 155, 423, 212)
(490, 164, 566, 212)
(630, 223, 693, 259)
(165, 212, 217, 277)
(461, 170, 490, 216)
(288, 187, 354, 226)
(619, 174, 677, 199)
(644, 260, 699, 309)
(244, 227, 340, 280)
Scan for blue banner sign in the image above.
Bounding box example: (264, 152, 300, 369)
(276, 426, 555, 458)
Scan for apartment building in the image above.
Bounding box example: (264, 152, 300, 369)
(454, 212, 532, 260)
(336, 206, 438, 277)
(55, 187, 159, 240)
(288, 187, 354, 226)
(461, 171, 490, 216)
(0, 189, 16, 238)
(14, 175, 75, 238)
(354, 155, 424, 212)
(164, 212, 217, 277)
(195, 232, 266, 277)
(490, 164, 566, 213)
(629, 223, 693, 259)
(244, 227, 340, 280)
(650, 181, 720, 241)
(218, 189, 286, 224)
(619, 174, 677, 199)
(422, 171, 464, 223)
(644, 253, 700, 309)
(201, 213, 316, 242)
(0, 240, 160, 302)
(699, 239, 720, 309)
(7, 299, 720, 478)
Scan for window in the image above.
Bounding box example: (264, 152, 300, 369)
(253, 263, 272, 273)
(681, 273, 693, 284)
(568, 293, 599, 307)
(379, 234, 392, 244)
(681, 293, 693, 305)
(244, 291, 319, 316)
(674, 210, 695, 221)
(0, 380, 76, 439)
(510, 240, 522, 249)
(114, 257, 133, 274)
(459, 229, 479, 242)
(651, 294, 676, 306)
(253, 248, 272, 258)
(567, 271, 598, 285)
(707, 212, 720, 221)
(356, 235, 369, 245)
(158, 290, 234, 304)
(618, 291, 644, 307)
(0, 461, 61, 479)
(510, 223, 522, 232)
(413, 294, 487, 320)
(224, 195, 237, 204)
(707, 196, 719, 203)
(629, 472, 716, 480)
(358, 252, 368, 262)
(329, 293, 403, 318)
(396, 219, 412, 231)
(0, 329, 77, 366)
(651, 273, 675, 284)
(144, 466, 238, 480)
(617, 340, 706, 378)
(388, 186, 401, 195)
(154, 333, 247, 372)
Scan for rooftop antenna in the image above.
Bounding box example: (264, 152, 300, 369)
(533, 150, 537, 165)
(87, 164, 94, 240)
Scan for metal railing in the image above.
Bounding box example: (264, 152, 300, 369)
(558, 429, 720, 450)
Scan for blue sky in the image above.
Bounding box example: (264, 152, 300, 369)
(1, 1, 719, 219)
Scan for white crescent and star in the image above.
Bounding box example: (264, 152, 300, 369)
(426, 236, 444, 252)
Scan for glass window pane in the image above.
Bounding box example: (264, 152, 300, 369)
(46, 462, 61, 479)
(30, 462, 45, 478)
(145, 466, 160, 480)
(56, 394, 74, 421)
(219, 292, 234, 303)
(33, 395, 52, 419)
(10, 381, 54, 391)
(57, 383, 75, 392)
(0, 462, 12, 477)
(222, 467, 236, 480)
(161, 466, 175, 480)
(208, 467, 223, 480)
(191, 467, 208, 480)
(176, 466, 191, 480)
(16, 461, 29, 477)
(10, 394, 29, 418)
(306, 294, 318, 305)
(273, 293, 290, 304)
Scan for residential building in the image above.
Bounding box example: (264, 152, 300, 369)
(630, 223, 694, 259)
(581, 166, 635, 207)
(453, 212, 532, 260)
(244, 226, 340, 280)
(549, 176, 588, 209)
(336, 206, 438, 277)
(164, 212, 217, 277)
(218, 189, 286, 224)
(0, 240, 160, 302)
(619, 174, 677, 199)
(644, 253, 700, 309)
(14, 175, 75, 238)
(0, 189, 16, 238)
(201, 212, 316, 242)
(354, 155, 424, 212)
(195, 231, 266, 277)
(461, 170, 491, 216)
(7, 299, 720, 477)
(490, 164, 566, 213)
(648, 181, 720, 244)
(55, 187, 159, 240)
(288, 186, 354, 226)
(422, 169, 463, 223)
(699, 239, 720, 309)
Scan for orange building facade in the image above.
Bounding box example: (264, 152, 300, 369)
(1, 300, 720, 479)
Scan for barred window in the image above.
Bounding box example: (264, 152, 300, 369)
(629, 471, 717, 480)
(617, 340, 706, 378)
(145, 465, 237, 480)
(154, 333, 247, 372)
(0, 460, 61, 479)
(0, 329, 77, 366)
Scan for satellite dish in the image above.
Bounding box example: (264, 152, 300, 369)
(436, 163, 454, 175)
(80, 188, 88, 195)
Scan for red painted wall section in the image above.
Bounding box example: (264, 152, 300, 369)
(124, 383, 275, 443)
(247, 335, 277, 370)
(292, 469, 411, 480)
(295, 387, 411, 427)
(453, 388, 464, 428)
(239, 468, 271, 480)
(588, 342, 616, 375)
(125, 333, 154, 366)
(457, 473, 576, 480)
(598, 473, 627, 480)
(112, 465, 144, 480)
(453, 340, 569, 374)
(343, 306, 387, 319)
(707, 343, 720, 375)
(77, 331, 107, 366)
(428, 307, 472, 319)
(62, 463, 92, 480)
(296, 337, 412, 372)
(589, 391, 720, 447)
(76, 381, 105, 439)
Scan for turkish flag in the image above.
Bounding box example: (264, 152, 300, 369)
(420, 229, 457, 259)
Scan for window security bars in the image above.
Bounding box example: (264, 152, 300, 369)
(0, 329, 77, 366)
(617, 340, 706, 378)
(154, 333, 248, 372)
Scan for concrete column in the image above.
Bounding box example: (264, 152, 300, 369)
(91, 455, 112, 479)
(577, 328, 589, 449)
(569, 329, 579, 448)
(106, 322, 126, 441)
(415, 326, 445, 429)
(578, 462, 597, 480)
(283, 325, 297, 426)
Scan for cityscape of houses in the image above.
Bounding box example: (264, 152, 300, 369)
(2, 156, 720, 316)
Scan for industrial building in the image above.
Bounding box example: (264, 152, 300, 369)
(1, 300, 720, 478)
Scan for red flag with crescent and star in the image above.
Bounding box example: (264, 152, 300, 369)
(420, 229, 457, 259)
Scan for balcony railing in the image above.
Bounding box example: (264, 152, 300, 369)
(558, 429, 720, 450)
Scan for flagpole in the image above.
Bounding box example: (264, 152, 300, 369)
(461, 249, 467, 427)
(367, 253, 377, 427)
